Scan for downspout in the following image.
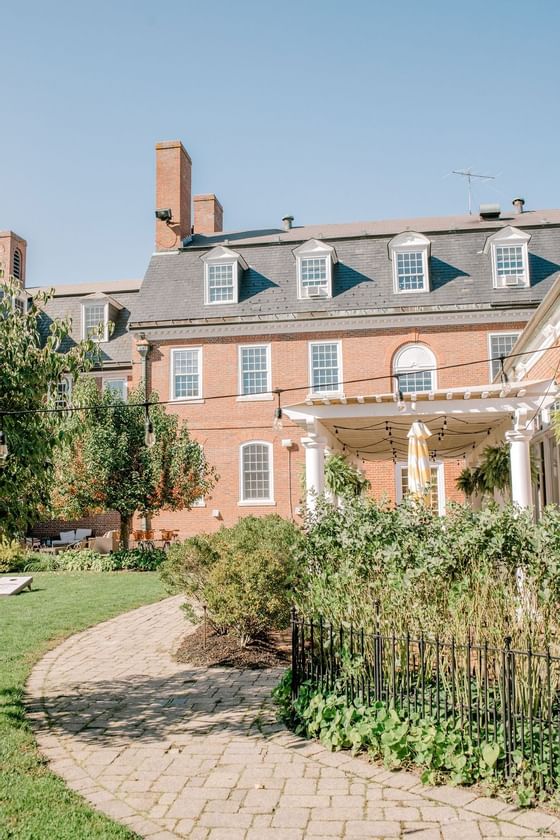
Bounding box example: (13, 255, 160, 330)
(136, 336, 151, 532)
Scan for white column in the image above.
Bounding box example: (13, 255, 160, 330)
(302, 435, 326, 513)
(505, 427, 533, 508)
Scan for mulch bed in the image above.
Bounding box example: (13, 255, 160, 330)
(175, 623, 291, 669)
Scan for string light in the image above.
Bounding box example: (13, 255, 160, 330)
(272, 388, 283, 432)
(144, 402, 156, 448)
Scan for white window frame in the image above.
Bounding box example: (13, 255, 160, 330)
(191, 496, 206, 508)
(169, 347, 203, 402)
(487, 332, 521, 382)
(51, 374, 73, 411)
(484, 226, 531, 289)
(294, 239, 337, 300)
(82, 300, 109, 342)
(201, 245, 247, 306)
(395, 461, 445, 516)
(237, 344, 272, 401)
(102, 377, 128, 400)
(239, 440, 275, 506)
(308, 339, 343, 397)
(393, 343, 437, 394)
(389, 231, 431, 294)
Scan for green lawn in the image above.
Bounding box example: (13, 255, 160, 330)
(0, 571, 166, 840)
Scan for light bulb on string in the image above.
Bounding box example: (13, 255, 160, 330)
(0, 428, 8, 466)
(272, 388, 283, 432)
(144, 401, 156, 448)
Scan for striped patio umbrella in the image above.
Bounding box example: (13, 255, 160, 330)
(406, 421, 432, 504)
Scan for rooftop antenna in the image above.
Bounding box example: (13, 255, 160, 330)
(452, 168, 496, 215)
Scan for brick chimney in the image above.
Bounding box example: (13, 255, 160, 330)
(155, 141, 192, 251)
(194, 194, 223, 234)
(0, 231, 27, 287)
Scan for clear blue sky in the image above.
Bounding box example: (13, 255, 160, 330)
(3, 0, 560, 287)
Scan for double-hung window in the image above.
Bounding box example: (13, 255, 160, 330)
(171, 348, 202, 400)
(83, 302, 108, 342)
(239, 345, 271, 398)
(294, 239, 337, 299)
(207, 263, 235, 303)
(489, 333, 520, 380)
(484, 226, 531, 288)
(202, 245, 247, 305)
(240, 442, 274, 504)
(389, 231, 431, 293)
(53, 375, 72, 411)
(309, 341, 341, 394)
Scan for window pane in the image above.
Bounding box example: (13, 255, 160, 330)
(490, 334, 519, 379)
(104, 380, 126, 400)
(84, 304, 106, 339)
(241, 346, 268, 395)
(401, 465, 441, 512)
(301, 257, 328, 292)
(397, 251, 425, 291)
(397, 370, 433, 393)
(496, 245, 525, 278)
(311, 343, 340, 392)
(173, 349, 200, 398)
(242, 444, 271, 500)
(208, 264, 234, 303)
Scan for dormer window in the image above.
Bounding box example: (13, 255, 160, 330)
(201, 245, 247, 305)
(484, 226, 531, 288)
(83, 301, 109, 342)
(294, 239, 337, 300)
(389, 232, 431, 293)
(81, 292, 123, 343)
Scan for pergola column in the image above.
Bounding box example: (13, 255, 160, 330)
(302, 435, 326, 513)
(505, 426, 534, 509)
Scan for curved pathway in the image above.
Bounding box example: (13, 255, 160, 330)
(26, 596, 560, 840)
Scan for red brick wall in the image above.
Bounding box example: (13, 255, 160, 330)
(31, 512, 120, 541)
(193, 194, 223, 234)
(131, 320, 524, 537)
(155, 141, 192, 250)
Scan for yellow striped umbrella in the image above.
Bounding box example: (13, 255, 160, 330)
(407, 421, 432, 504)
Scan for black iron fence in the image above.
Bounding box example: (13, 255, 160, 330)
(291, 609, 560, 790)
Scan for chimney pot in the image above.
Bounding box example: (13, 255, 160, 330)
(282, 215, 294, 231)
(512, 197, 525, 214)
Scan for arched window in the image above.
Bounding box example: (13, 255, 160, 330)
(12, 248, 22, 281)
(393, 344, 436, 393)
(240, 441, 274, 504)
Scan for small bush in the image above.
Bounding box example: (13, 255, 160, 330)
(160, 515, 303, 645)
(110, 548, 166, 571)
(0, 538, 27, 573)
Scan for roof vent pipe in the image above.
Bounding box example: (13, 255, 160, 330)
(512, 197, 525, 214)
(282, 215, 294, 231)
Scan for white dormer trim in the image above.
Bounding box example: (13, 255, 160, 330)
(483, 226, 531, 289)
(389, 231, 431, 294)
(201, 245, 248, 305)
(293, 239, 337, 300)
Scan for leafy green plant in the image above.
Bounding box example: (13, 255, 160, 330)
(274, 677, 545, 805)
(161, 515, 302, 645)
(324, 454, 370, 498)
(0, 538, 27, 572)
(110, 548, 166, 571)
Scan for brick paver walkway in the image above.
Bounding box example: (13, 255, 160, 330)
(26, 596, 560, 840)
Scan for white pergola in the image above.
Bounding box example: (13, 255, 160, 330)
(284, 379, 559, 511)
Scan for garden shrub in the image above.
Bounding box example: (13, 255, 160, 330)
(160, 515, 303, 645)
(23, 547, 166, 572)
(0, 538, 27, 573)
(110, 548, 166, 571)
(298, 496, 560, 649)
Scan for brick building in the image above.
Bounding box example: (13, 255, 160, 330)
(125, 140, 560, 536)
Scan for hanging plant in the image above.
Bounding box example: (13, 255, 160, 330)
(324, 453, 370, 498)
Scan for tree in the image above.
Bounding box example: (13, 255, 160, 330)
(0, 275, 94, 538)
(52, 379, 217, 547)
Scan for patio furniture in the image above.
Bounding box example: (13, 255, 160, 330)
(86, 530, 120, 555)
(132, 530, 155, 550)
(51, 528, 92, 550)
(160, 529, 179, 549)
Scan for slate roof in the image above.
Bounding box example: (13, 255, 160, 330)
(29, 279, 141, 368)
(131, 210, 560, 330)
